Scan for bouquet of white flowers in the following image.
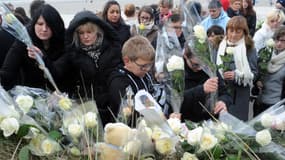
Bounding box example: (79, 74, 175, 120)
(155, 26, 184, 113)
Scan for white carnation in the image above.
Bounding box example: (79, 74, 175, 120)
(84, 112, 97, 128)
(15, 95, 33, 114)
(0, 117, 20, 137)
(166, 55, 184, 72)
(256, 129, 272, 146)
(187, 127, 203, 146)
(261, 113, 274, 128)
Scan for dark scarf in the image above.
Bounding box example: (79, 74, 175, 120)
(80, 33, 103, 68)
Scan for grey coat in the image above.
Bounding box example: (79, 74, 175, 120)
(215, 48, 258, 121)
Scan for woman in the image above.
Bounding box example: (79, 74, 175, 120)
(0, 4, 65, 90)
(254, 26, 285, 116)
(241, 0, 256, 37)
(132, 6, 158, 46)
(227, 0, 242, 18)
(102, 0, 130, 48)
(32, 11, 122, 125)
(254, 9, 285, 53)
(216, 16, 257, 121)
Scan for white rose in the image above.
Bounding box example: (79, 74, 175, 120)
(225, 47, 234, 55)
(68, 123, 82, 138)
(123, 139, 142, 155)
(41, 139, 56, 155)
(166, 55, 184, 72)
(0, 117, 20, 137)
(256, 129, 272, 146)
(15, 95, 34, 114)
(167, 118, 182, 134)
(187, 127, 203, 146)
(181, 152, 199, 160)
(58, 97, 72, 110)
(199, 133, 218, 151)
(155, 137, 174, 155)
(265, 39, 274, 47)
(260, 113, 274, 128)
(84, 112, 97, 128)
(193, 25, 207, 43)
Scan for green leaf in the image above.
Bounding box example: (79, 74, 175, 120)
(48, 130, 62, 141)
(213, 145, 223, 159)
(18, 146, 29, 160)
(17, 124, 34, 138)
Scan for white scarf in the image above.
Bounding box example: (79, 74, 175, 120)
(216, 37, 254, 86)
(267, 50, 285, 73)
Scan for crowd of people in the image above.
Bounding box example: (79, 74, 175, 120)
(0, 0, 285, 126)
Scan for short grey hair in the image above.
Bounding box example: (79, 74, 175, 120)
(208, 0, 222, 9)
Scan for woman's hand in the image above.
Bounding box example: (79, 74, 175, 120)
(27, 45, 43, 60)
(203, 77, 218, 94)
(214, 101, 227, 114)
(223, 71, 235, 80)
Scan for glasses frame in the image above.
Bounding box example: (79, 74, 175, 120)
(133, 60, 153, 71)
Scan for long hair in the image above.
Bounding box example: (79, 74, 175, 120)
(226, 16, 254, 50)
(242, 0, 256, 16)
(29, 4, 65, 54)
(102, 0, 125, 24)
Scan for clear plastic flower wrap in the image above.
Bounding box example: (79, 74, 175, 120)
(61, 100, 104, 158)
(155, 26, 184, 113)
(248, 99, 285, 148)
(180, 0, 202, 41)
(0, 3, 60, 93)
(219, 112, 285, 159)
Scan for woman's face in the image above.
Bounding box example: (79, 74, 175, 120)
(242, 0, 248, 9)
(139, 11, 152, 25)
(35, 16, 52, 41)
(268, 18, 282, 30)
(227, 28, 244, 43)
(107, 4, 120, 23)
(274, 35, 285, 52)
(78, 26, 97, 46)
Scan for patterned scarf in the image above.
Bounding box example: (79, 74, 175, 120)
(80, 32, 103, 68)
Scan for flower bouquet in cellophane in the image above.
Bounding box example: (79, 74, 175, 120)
(248, 99, 285, 151)
(155, 25, 184, 114)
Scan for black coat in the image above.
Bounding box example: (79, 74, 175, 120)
(0, 29, 15, 67)
(0, 39, 63, 90)
(107, 20, 131, 48)
(107, 67, 155, 116)
(180, 66, 232, 122)
(243, 13, 256, 37)
(226, 7, 241, 18)
(45, 11, 122, 125)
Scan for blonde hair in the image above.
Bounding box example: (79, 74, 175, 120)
(229, 0, 241, 4)
(122, 36, 155, 61)
(72, 22, 102, 47)
(159, 0, 173, 8)
(266, 9, 285, 24)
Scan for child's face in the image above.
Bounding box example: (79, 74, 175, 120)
(124, 57, 153, 78)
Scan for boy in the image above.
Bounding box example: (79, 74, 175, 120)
(107, 36, 157, 123)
